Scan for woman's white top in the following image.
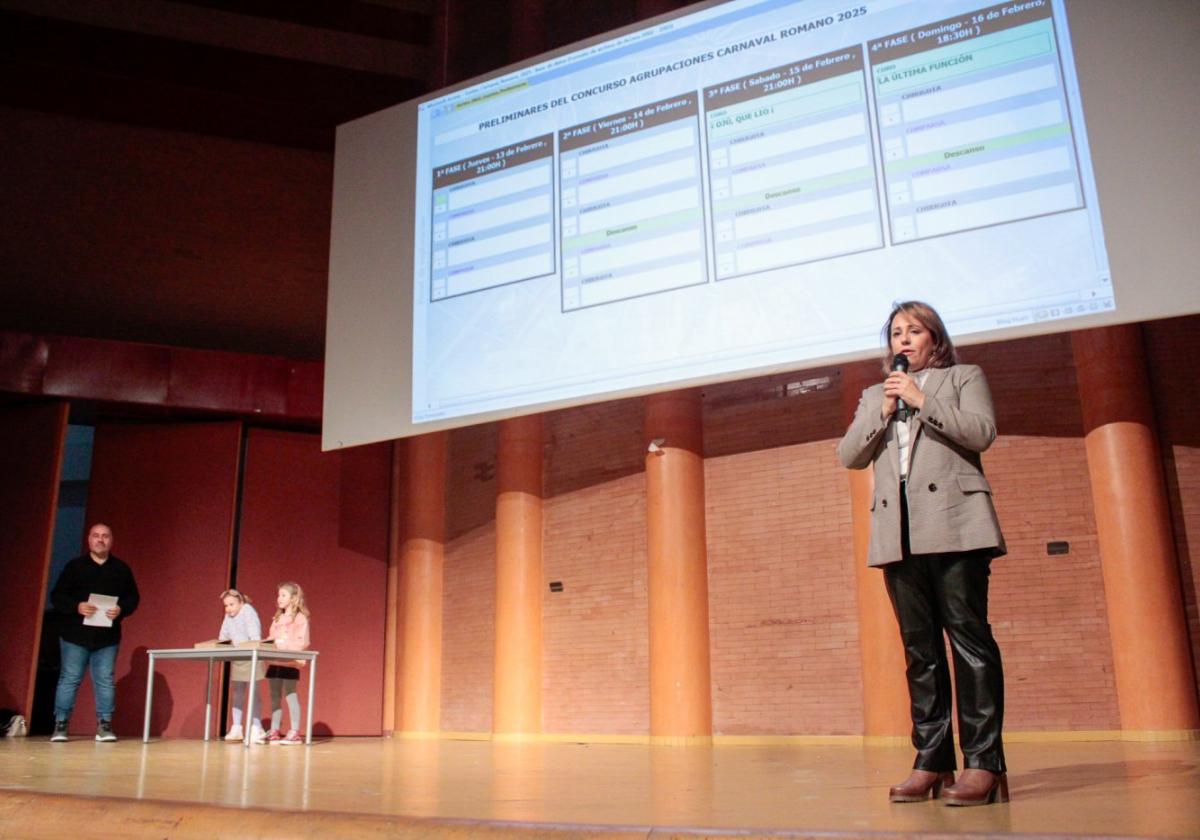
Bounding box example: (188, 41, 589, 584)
(897, 369, 931, 480)
(218, 602, 262, 644)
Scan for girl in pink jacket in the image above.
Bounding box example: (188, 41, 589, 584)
(255, 581, 310, 745)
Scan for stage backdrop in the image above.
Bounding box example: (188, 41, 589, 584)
(235, 428, 390, 736)
(0, 402, 68, 721)
(77, 421, 242, 738)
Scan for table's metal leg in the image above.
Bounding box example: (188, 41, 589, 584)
(305, 655, 316, 745)
(203, 657, 214, 741)
(142, 653, 155, 743)
(244, 650, 259, 748)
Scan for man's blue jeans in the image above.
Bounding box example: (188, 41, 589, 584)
(54, 640, 118, 722)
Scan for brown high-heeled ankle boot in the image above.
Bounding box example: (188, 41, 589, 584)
(942, 769, 1009, 806)
(888, 769, 956, 803)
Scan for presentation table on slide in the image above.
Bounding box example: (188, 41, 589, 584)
(559, 93, 708, 310)
(870, 1, 1083, 243)
(406, 0, 1114, 426)
(704, 46, 882, 280)
(430, 135, 556, 300)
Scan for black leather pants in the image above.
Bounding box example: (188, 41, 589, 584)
(882, 484, 1006, 773)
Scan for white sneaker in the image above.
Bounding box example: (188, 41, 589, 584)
(223, 724, 244, 741)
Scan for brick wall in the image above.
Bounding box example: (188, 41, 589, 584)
(1144, 317, 1200, 699)
(445, 423, 498, 541)
(433, 317, 1199, 735)
(706, 441, 862, 735)
(440, 425, 498, 731)
(543, 473, 649, 734)
(702, 365, 844, 458)
(544, 397, 643, 497)
(441, 522, 496, 732)
(962, 332, 1121, 730)
(1166, 445, 1200, 699)
(984, 436, 1119, 730)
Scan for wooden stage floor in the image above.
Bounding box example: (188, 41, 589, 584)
(1, 736, 1198, 838)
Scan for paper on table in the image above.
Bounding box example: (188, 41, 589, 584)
(83, 593, 118, 627)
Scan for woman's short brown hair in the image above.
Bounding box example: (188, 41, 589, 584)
(881, 300, 959, 374)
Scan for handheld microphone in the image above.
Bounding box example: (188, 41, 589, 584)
(892, 353, 909, 419)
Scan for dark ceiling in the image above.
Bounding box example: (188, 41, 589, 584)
(0, 0, 436, 151)
(0, 0, 699, 361)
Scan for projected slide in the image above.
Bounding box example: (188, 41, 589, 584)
(870, 2, 1083, 242)
(430, 135, 556, 300)
(705, 47, 882, 280)
(406, 0, 1113, 425)
(560, 94, 708, 310)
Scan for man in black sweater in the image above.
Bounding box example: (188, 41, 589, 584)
(49, 523, 140, 742)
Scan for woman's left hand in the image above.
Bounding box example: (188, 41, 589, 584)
(883, 371, 925, 411)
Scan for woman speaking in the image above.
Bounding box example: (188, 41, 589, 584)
(837, 301, 1008, 807)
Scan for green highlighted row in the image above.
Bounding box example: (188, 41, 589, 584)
(885, 123, 1070, 175)
(563, 207, 703, 251)
(874, 21, 1055, 95)
(707, 80, 864, 141)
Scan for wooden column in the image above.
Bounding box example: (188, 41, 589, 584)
(841, 362, 910, 741)
(1072, 325, 1199, 737)
(394, 432, 447, 736)
(644, 390, 712, 744)
(493, 415, 544, 737)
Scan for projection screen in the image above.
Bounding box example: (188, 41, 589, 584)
(324, 0, 1200, 450)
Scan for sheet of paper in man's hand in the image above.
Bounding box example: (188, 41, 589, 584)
(84, 593, 118, 627)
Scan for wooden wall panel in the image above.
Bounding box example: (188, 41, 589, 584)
(236, 429, 389, 736)
(0, 402, 68, 720)
(75, 422, 242, 737)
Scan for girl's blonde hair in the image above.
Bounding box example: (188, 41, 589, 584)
(274, 581, 310, 619)
(880, 300, 959, 374)
(220, 588, 251, 604)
